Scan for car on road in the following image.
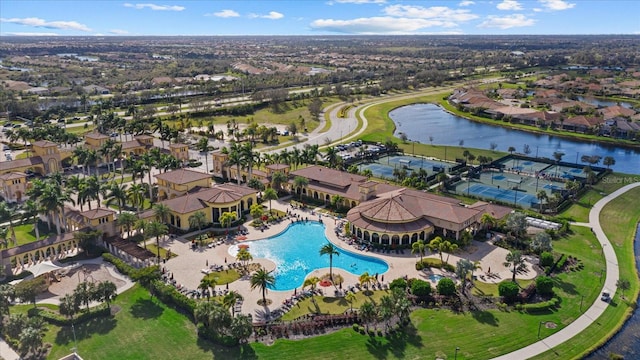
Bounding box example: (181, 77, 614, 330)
(601, 290, 611, 302)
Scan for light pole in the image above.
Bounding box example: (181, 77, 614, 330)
(455, 346, 460, 360)
(72, 322, 78, 354)
(538, 321, 546, 338)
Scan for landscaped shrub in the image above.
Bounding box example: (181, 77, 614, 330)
(197, 324, 238, 347)
(367, 328, 375, 336)
(436, 278, 456, 296)
(150, 280, 196, 316)
(102, 253, 136, 277)
(522, 296, 560, 313)
(411, 279, 432, 298)
(389, 278, 407, 291)
(28, 306, 111, 326)
(536, 276, 554, 295)
(420, 258, 455, 272)
(498, 281, 520, 303)
(540, 251, 554, 267)
(352, 323, 360, 332)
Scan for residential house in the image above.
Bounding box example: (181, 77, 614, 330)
(155, 168, 212, 200)
(0, 172, 28, 203)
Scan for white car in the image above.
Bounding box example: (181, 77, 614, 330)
(601, 290, 611, 302)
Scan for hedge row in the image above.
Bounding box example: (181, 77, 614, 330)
(416, 258, 455, 272)
(102, 253, 137, 277)
(149, 279, 196, 317)
(517, 296, 561, 313)
(28, 306, 111, 326)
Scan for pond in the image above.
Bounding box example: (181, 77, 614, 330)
(576, 96, 635, 109)
(390, 104, 640, 174)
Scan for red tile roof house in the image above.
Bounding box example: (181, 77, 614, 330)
(598, 105, 637, 120)
(290, 165, 511, 244)
(561, 116, 604, 133)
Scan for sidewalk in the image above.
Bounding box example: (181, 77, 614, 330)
(492, 182, 640, 359)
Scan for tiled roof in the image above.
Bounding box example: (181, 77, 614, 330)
(291, 165, 367, 188)
(85, 132, 109, 140)
(169, 143, 188, 148)
(157, 183, 257, 214)
(267, 164, 290, 170)
(0, 157, 43, 172)
(32, 140, 57, 147)
(81, 208, 116, 219)
(155, 169, 211, 185)
(0, 172, 26, 180)
(121, 140, 146, 150)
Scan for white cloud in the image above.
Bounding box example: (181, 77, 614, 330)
(538, 0, 575, 11)
(311, 16, 463, 34)
(478, 14, 535, 29)
(211, 9, 240, 18)
(497, 0, 523, 11)
(109, 29, 129, 35)
(123, 3, 185, 11)
(248, 11, 284, 20)
(0, 17, 91, 31)
(334, 0, 387, 3)
(4, 32, 59, 36)
(383, 5, 478, 22)
(459, 1, 475, 6)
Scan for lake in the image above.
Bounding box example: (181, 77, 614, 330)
(390, 104, 640, 174)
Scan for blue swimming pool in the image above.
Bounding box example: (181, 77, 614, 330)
(230, 222, 388, 291)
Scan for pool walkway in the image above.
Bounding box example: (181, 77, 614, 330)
(162, 197, 536, 322)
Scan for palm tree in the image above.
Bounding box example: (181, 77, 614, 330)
(428, 237, 458, 265)
(320, 242, 340, 281)
(503, 250, 527, 282)
(127, 183, 146, 213)
(219, 211, 237, 235)
(241, 142, 257, 181)
(39, 183, 69, 235)
(455, 259, 475, 294)
(21, 200, 40, 242)
(96, 280, 118, 307)
(411, 239, 427, 263)
(324, 146, 339, 168)
(83, 175, 102, 209)
(236, 248, 253, 269)
(188, 211, 208, 231)
(270, 171, 287, 193)
(537, 190, 548, 211)
(359, 272, 374, 290)
(303, 276, 320, 290)
(105, 183, 128, 214)
(359, 300, 377, 331)
(293, 176, 309, 200)
(379, 294, 395, 332)
(226, 142, 245, 184)
(197, 137, 211, 173)
(59, 294, 79, 320)
(146, 220, 168, 263)
(222, 291, 243, 317)
(153, 203, 170, 224)
(330, 194, 344, 209)
(262, 188, 278, 214)
(135, 219, 148, 248)
(199, 277, 217, 301)
(65, 175, 85, 210)
(0, 202, 17, 245)
(345, 292, 357, 312)
(250, 267, 276, 305)
(141, 152, 157, 202)
(117, 212, 137, 238)
(480, 213, 496, 231)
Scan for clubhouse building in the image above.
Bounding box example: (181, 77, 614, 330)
(289, 166, 511, 245)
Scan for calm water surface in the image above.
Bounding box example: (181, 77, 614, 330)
(390, 104, 640, 174)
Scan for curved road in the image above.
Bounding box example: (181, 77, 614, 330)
(492, 182, 640, 360)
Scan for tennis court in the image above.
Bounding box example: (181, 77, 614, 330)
(498, 158, 552, 175)
(541, 165, 601, 180)
(459, 183, 540, 207)
(360, 155, 452, 179)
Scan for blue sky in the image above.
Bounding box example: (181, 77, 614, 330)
(0, 1, 638, 36)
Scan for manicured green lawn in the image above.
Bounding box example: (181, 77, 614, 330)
(280, 290, 387, 321)
(46, 285, 253, 360)
(532, 186, 640, 360)
(558, 173, 629, 223)
(10, 221, 53, 246)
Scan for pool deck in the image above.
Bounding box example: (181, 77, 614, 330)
(162, 198, 537, 322)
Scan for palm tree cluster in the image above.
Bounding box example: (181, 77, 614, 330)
(194, 298, 253, 344)
(59, 280, 118, 319)
(222, 142, 320, 184)
(358, 287, 411, 332)
(25, 175, 72, 235)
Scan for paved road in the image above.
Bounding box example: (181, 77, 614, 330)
(492, 182, 640, 360)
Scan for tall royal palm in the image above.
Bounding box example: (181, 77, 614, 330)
(65, 175, 86, 211)
(241, 142, 257, 182)
(21, 199, 41, 242)
(250, 267, 276, 305)
(83, 175, 102, 209)
(153, 203, 170, 225)
(127, 183, 145, 213)
(39, 183, 67, 235)
(141, 152, 156, 203)
(146, 220, 168, 263)
(196, 137, 211, 174)
(105, 183, 128, 214)
(226, 142, 244, 184)
(320, 242, 340, 281)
